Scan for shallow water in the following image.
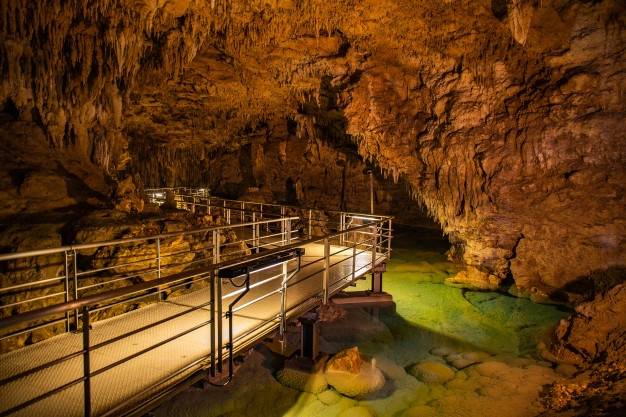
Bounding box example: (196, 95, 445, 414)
(155, 228, 571, 417)
(343, 228, 569, 361)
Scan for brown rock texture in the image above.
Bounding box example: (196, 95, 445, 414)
(1, 0, 625, 295)
(550, 283, 626, 367)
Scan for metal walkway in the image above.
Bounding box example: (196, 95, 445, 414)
(0, 189, 392, 417)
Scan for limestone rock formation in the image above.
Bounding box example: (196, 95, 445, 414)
(325, 347, 386, 397)
(1, 0, 623, 296)
(408, 361, 457, 384)
(549, 283, 626, 367)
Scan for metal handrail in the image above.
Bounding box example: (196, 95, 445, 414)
(0, 217, 298, 262)
(0, 218, 388, 333)
(146, 187, 388, 221)
(0, 190, 393, 417)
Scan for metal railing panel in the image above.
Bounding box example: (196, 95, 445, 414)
(0, 188, 393, 417)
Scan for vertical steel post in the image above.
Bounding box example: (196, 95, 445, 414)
(252, 212, 257, 252)
(387, 218, 392, 259)
(208, 197, 212, 215)
(286, 219, 291, 245)
(82, 306, 92, 417)
(280, 261, 288, 337)
(226, 208, 231, 225)
(339, 213, 345, 245)
(216, 271, 223, 373)
(352, 234, 357, 282)
(281, 219, 286, 246)
(209, 270, 216, 377)
(322, 238, 330, 304)
(64, 251, 70, 332)
(73, 250, 79, 331)
(371, 224, 378, 268)
(156, 238, 162, 301)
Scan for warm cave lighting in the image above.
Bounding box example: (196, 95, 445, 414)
(0, 0, 623, 416)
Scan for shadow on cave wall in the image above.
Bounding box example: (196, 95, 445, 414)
(550, 266, 626, 304)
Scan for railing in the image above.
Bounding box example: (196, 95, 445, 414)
(0, 191, 392, 417)
(0, 216, 298, 348)
(144, 187, 388, 239)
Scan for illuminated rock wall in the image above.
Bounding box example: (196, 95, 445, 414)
(1, 0, 624, 296)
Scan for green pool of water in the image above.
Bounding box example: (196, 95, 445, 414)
(346, 228, 569, 361)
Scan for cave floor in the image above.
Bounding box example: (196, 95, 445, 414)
(153, 227, 571, 417)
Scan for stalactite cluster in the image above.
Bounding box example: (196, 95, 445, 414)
(1, 0, 624, 297)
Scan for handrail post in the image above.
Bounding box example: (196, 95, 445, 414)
(281, 219, 286, 246)
(387, 218, 392, 259)
(64, 251, 70, 332)
(212, 230, 221, 264)
(280, 261, 288, 337)
(156, 238, 162, 301)
(252, 212, 257, 252)
(371, 224, 378, 276)
(352, 233, 356, 282)
(322, 238, 330, 304)
(82, 306, 92, 417)
(216, 270, 223, 374)
(210, 270, 216, 377)
(285, 219, 291, 245)
(339, 213, 345, 245)
(73, 250, 79, 331)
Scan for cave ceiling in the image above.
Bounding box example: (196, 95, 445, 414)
(1, 0, 625, 294)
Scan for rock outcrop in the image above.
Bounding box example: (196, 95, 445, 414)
(1, 1, 624, 295)
(549, 283, 626, 367)
(325, 347, 386, 398)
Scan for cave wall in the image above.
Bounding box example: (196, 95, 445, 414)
(1, 0, 624, 297)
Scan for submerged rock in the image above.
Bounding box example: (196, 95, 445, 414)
(325, 347, 385, 397)
(409, 361, 456, 384)
(276, 363, 328, 394)
(445, 351, 492, 369)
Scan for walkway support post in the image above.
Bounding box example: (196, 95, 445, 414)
(82, 306, 92, 417)
(322, 238, 330, 304)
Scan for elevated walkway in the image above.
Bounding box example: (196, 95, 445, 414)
(0, 189, 392, 416)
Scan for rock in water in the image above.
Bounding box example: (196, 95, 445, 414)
(409, 361, 456, 384)
(325, 347, 385, 397)
(275, 367, 328, 394)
